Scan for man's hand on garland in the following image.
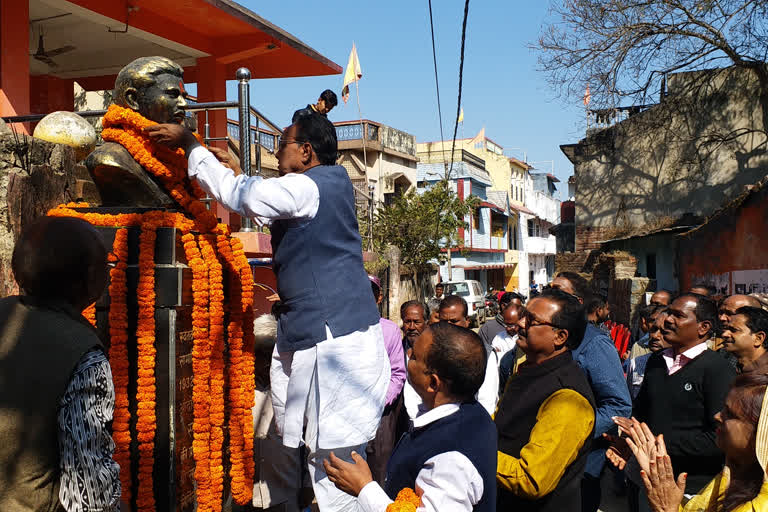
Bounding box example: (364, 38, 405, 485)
(144, 124, 200, 153)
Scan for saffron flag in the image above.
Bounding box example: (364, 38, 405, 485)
(458, 108, 464, 124)
(583, 85, 591, 107)
(341, 43, 363, 104)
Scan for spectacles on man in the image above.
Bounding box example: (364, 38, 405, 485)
(520, 308, 561, 330)
(277, 136, 307, 149)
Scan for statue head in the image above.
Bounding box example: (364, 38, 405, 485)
(113, 56, 188, 124)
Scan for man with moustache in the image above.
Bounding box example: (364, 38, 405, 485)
(549, 272, 632, 512)
(616, 294, 737, 504)
(400, 301, 429, 351)
(495, 289, 596, 511)
(721, 306, 768, 374)
(146, 112, 390, 512)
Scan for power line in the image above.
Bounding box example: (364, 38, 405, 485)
(427, 0, 446, 175)
(447, 0, 470, 181)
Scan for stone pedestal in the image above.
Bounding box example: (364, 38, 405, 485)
(89, 209, 196, 512)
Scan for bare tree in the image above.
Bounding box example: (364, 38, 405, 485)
(535, 0, 768, 108)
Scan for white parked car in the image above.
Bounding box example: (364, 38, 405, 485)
(442, 280, 486, 326)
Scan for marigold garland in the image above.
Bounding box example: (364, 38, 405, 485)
(82, 302, 97, 327)
(107, 228, 131, 501)
(386, 488, 421, 512)
(201, 235, 226, 511)
(135, 219, 158, 511)
(182, 232, 213, 511)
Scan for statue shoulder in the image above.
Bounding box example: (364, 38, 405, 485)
(85, 142, 145, 174)
(84, 142, 175, 208)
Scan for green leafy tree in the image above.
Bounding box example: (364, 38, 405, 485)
(361, 180, 479, 267)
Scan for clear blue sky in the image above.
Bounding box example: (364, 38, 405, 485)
(210, 0, 584, 199)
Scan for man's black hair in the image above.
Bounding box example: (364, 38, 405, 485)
(586, 294, 607, 314)
(677, 293, 719, 337)
(400, 300, 429, 321)
(540, 288, 588, 350)
(555, 271, 593, 301)
(319, 89, 338, 108)
(439, 295, 468, 319)
(500, 292, 525, 308)
(292, 112, 338, 165)
(735, 306, 768, 348)
(640, 304, 666, 322)
(12, 216, 108, 304)
(690, 283, 717, 296)
(425, 322, 486, 400)
(435, 283, 444, 290)
(370, 281, 381, 301)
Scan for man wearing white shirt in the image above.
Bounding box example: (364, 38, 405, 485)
(403, 296, 499, 418)
(323, 322, 497, 512)
(145, 113, 389, 512)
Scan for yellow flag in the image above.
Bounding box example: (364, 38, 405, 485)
(458, 108, 464, 124)
(341, 43, 363, 104)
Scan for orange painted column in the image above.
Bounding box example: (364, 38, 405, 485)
(30, 75, 75, 114)
(0, 0, 30, 132)
(194, 57, 238, 227)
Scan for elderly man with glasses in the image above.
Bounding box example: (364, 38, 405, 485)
(145, 112, 389, 512)
(495, 288, 596, 512)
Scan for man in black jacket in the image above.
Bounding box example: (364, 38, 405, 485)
(625, 294, 736, 509)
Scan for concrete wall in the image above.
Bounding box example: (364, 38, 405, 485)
(0, 123, 83, 295)
(568, 67, 768, 249)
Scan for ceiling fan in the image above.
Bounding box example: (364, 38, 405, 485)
(30, 14, 75, 68)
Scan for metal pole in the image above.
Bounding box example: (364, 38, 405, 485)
(237, 67, 254, 232)
(255, 115, 261, 176)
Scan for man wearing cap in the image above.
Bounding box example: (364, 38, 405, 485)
(366, 275, 406, 485)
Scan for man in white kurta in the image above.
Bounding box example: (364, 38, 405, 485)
(146, 116, 389, 512)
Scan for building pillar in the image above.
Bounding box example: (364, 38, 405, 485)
(195, 57, 233, 226)
(1, 0, 30, 132)
(30, 75, 75, 114)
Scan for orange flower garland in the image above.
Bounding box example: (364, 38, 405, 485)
(201, 235, 226, 511)
(82, 302, 97, 327)
(386, 488, 421, 512)
(135, 218, 159, 512)
(231, 237, 256, 489)
(107, 228, 131, 501)
(182, 232, 213, 511)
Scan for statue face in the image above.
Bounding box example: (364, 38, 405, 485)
(135, 73, 188, 124)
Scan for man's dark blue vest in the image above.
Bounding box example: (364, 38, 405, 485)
(270, 164, 380, 352)
(384, 401, 497, 512)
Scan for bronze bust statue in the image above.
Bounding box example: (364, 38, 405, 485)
(86, 56, 190, 207)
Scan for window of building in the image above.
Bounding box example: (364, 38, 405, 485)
(510, 222, 518, 250)
(473, 209, 481, 231)
(527, 219, 534, 237)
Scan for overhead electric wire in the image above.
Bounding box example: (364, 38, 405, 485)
(427, 0, 447, 177)
(447, 0, 470, 181)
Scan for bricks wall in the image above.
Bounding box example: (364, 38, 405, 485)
(575, 225, 613, 252)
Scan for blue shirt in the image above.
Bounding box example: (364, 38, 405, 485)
(570, 323, 633, 477)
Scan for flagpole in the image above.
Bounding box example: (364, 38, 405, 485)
(353, 66, 372, 251)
